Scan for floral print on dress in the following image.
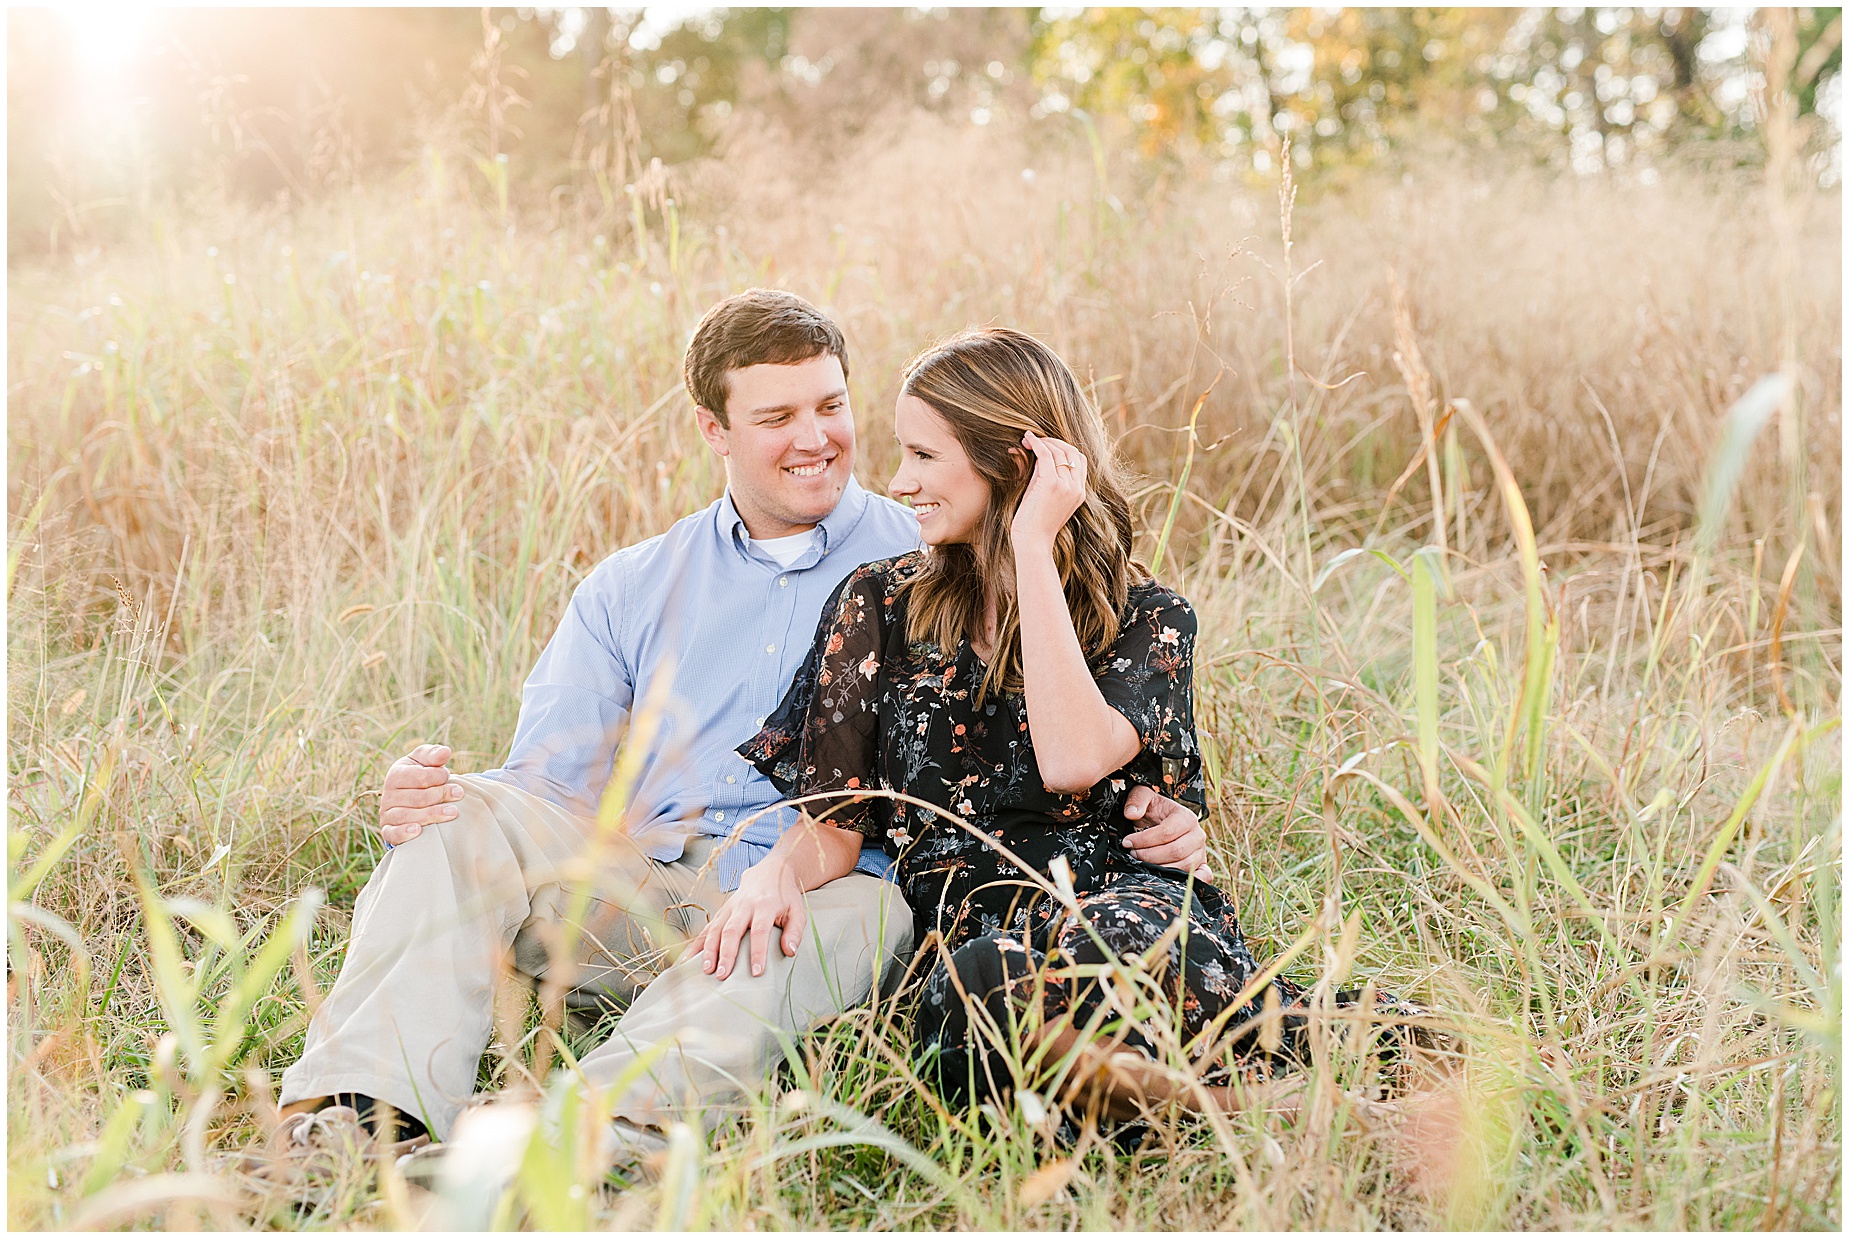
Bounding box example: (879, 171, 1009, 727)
(739, 551, 1410, 1110)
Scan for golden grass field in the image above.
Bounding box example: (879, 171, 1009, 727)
(7, 114, 1842, 1228)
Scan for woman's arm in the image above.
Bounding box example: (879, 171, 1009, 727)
(692, 812, 865, 980)
(1012, 432, 1142, 792)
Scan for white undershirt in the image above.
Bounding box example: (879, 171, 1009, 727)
(750, 530, 816, 568)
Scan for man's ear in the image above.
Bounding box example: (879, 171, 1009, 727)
(694, 405, 730, 457)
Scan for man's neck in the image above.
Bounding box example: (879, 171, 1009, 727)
(728, 487, 829, 541)
(742, 516, 817, 540)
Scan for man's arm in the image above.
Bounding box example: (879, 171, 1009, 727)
(376, 559, 635, 843)
(492, 560, 636, 815)
(689, 813, 865, 980)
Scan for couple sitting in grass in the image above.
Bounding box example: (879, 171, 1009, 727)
(258, 289, 1409, 1189)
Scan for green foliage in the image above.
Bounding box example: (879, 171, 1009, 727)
(1027, 6, 1843, 174)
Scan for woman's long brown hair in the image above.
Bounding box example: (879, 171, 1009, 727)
(898, 328, 1146, 700)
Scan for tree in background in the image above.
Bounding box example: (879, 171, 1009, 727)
(7, 6, 1840, 259)
(1027, 6, 1842, 174)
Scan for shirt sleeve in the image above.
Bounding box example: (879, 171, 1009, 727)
(490, 557, 635, 816)
(738, 564, 887, 838)
(1094, 587, 1206, 813)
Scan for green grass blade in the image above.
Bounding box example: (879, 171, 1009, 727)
(1412, 546, 1443, 811)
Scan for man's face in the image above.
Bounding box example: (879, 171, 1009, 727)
(695, 353, 857, 539)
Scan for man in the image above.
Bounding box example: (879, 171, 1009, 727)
(269, 289, 1212, 1168)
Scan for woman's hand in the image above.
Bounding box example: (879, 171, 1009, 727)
(1121, 785, 1214, 882)
(1011, 431, 1088, 555)
(689, 857, 809, 981)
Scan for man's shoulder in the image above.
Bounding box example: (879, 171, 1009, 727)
(582, 499, 724, 583)
(844, 492, 923, 557)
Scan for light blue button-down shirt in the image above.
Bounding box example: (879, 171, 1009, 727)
(478, 478, 922, 891)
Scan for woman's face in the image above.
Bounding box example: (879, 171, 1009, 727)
(890, 394, 993, 546)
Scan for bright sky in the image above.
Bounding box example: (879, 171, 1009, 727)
(59, 2, 151, 123)
(64, 3, 148, 76)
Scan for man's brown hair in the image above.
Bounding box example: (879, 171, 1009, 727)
(683, 289, 850, 427)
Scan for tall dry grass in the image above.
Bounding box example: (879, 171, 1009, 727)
(7, 112, 1841, 1229)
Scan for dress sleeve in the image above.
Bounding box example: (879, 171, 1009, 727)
(1094, 587, 1206, 813)
(738, 564, 888, 838)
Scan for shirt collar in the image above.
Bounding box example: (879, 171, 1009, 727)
(717, 477, 871, 566)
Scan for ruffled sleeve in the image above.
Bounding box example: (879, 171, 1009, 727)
(738, 561, 891, 837)
(1094, 585, 1206, 813)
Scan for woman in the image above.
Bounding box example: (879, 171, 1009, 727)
(714, 328, 1402, 1126)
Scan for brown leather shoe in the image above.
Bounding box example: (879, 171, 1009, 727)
(218, 1104, 432, 1212)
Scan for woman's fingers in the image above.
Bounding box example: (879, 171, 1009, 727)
(1120, 783, 1157, 820)
(698, 903, 792, 980)
(1026, 432, 1081, 468)
(1023, 431, 1067, 474)
(1016, 432, 1088, 544)
(749, 905, 782, 977)
(698, 913, 724, 973)
(1122, 808, 1188, 848)
(1024, 432, 1082, 479)
(712, 908, 745, 979)
(781, 899, 807, 956)
(1126, 833, 1195, 866)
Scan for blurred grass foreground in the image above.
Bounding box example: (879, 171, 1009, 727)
(7, 6, 1843, 1231)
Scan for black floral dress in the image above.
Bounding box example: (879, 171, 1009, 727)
(740, 552, 1392, 1114)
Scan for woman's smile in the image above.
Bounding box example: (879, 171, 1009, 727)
(889, 394, 989, 545)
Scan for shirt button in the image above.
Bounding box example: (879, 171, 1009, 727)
(755, 716, 765, 727)
(779, 577, 788, 587)
(766, 644, 776, 654)
(714, 811, 725, 821)
(725, 774, 736, 784)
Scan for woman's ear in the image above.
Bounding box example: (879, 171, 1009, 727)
(1007, 445, 1030, 478)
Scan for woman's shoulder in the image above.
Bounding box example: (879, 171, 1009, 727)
(837, 549, 928, 600)
(842, 549, 925, 583)
(1123, 577, 1196, 627)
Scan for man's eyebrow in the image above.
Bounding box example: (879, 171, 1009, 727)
(742, 387, 849, 419)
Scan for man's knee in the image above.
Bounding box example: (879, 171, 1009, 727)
(380, 774, 506, 871)
(803, 876, 913, 955)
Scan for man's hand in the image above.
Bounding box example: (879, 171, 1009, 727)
(379, 743, 463, 846)
(689, 857, 808, 981)
(1122, 786, 1212, 882)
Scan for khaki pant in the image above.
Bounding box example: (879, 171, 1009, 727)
(279, 775, 913, 1140)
